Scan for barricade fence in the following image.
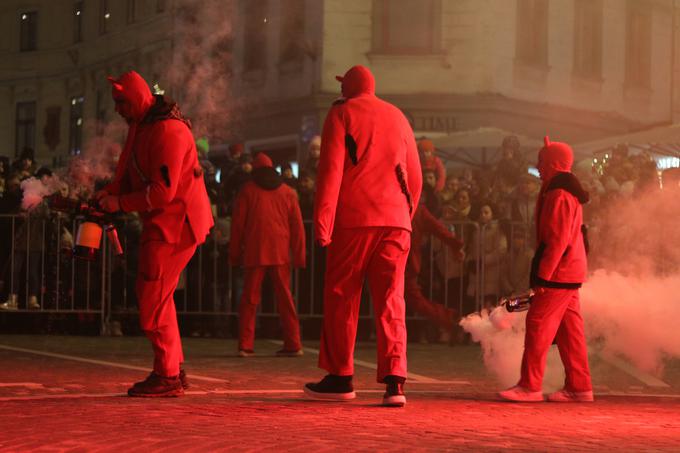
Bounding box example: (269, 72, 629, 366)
(0, 212, 535, 334)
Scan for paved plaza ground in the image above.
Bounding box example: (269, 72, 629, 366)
(0, 335, 679, 451)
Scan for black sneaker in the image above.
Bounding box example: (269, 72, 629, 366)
(127, 373, 183, 397)
(132, 370, 189, 390)
(382, 375, 406, 407)
(179, 368, 189, 390)
(303, 375, 356, 401)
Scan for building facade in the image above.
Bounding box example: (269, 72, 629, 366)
(1, 0, 679, 168)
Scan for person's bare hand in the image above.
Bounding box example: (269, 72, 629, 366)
(99, 195, 121, 213)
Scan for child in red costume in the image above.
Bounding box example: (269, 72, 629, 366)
(304, 65, 422, 407)
(229, 152, 306, 357)
(98, 71, 213, 397)
(499, 137, 593, 403)
(418, 139, 446, 192)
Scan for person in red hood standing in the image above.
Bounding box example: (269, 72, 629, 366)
(303, 65, 422, 407)
(97, 71, 214, 397)
(499, 137, 593, 403)
(418, 138, 446, 192)
(406, 204, 464, 332)
(229, 152, 306, 357)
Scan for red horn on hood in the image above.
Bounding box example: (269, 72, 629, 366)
(543, 136, 551, 147)
(107, 76, 124, 94)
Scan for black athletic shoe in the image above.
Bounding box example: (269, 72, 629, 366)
(127, 373, 183, 397)
(133, 370, 189, 390)
(179, 368, 189, 390)
(303, 375, 356, 401)
(382, 375, 406, 407)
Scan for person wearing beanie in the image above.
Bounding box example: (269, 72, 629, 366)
(304, 65, 422, 407)
(417, 138, 446, 192)
(96, 70, 214, 397)
(229, 152, 306, 357)
(499, 136, 593, 403)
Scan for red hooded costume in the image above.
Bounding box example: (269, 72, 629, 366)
(229, 152, 306, 353)
(104, 71, 213, 379)
(314, 65, 422, 382)
(517, 137, 592, 394)
(405, 205, 463, 329)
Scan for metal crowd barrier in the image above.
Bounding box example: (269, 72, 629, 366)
(0, 211, 537, 334)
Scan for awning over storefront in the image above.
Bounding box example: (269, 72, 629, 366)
(575, 123, 680, 157)
(430, 127, 542, 167)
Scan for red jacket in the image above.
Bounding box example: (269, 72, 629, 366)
(229, 164, 305, 268)
(314, 65, 422, 245)
(531, 139, 588, 287)
(105, 72, 213, 245)
(408, 205, 463, 277)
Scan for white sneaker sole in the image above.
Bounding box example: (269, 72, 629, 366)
(303, 385, 356, 401)
(382, 394, 406, 407)
(498, 391, 544, 402)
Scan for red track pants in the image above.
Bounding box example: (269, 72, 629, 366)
(319, 227, 410, 383)
(518, 288, 592, 392)
(238, 265, 302, 352)
(136, 223, 197, 378)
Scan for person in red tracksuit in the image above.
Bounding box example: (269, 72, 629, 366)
(229, 152, 306, 357)
(303, 65, 422, 407)
(98, 71, 214, 397)
(499, 136, 593, 403)
(406, 204, 464, 331)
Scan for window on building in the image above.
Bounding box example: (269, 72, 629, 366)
(243, 0, 268, 72)
(625, 0, 652, 88)
(515, 0, 549, 66)
(157, 0, 167, 13)
(15, 102, 36, 158)
(127, 0, 136, 24)
(573, 0, 603, 78)
(74, 2, 84, 43)
(279, 0, 306, 64)
(372, 0, 441, 54)
(20, 11, 38, 52)
(99, 0, 110, 35)
(69, 96, 85, 155)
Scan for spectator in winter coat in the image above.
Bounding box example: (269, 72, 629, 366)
(499, 136, 592, 403)
(465, 203, 507, 312)
(500, 226, 534, 296)
(229, 152, 306, 357)
(297, 170, 315, 220)
(280, 162, 297, 190)
(418, 138, 446, 192)
(304, 65, 421, 407)
(303, 135, 321, 175)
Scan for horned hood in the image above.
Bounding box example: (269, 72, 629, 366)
(107, 71, 155, 123)
(335, 65, 376, 98)
(538, 136, 574, 182)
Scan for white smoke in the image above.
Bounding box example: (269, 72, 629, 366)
(460, 185, 680, 387)
(20, 176, 63, 211)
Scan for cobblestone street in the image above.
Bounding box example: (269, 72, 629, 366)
(1, 335, 679, 451)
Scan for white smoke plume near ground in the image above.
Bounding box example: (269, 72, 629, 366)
(460, 185, 680, 388)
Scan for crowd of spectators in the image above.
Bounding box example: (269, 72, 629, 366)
(0, 134, 674, 340)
